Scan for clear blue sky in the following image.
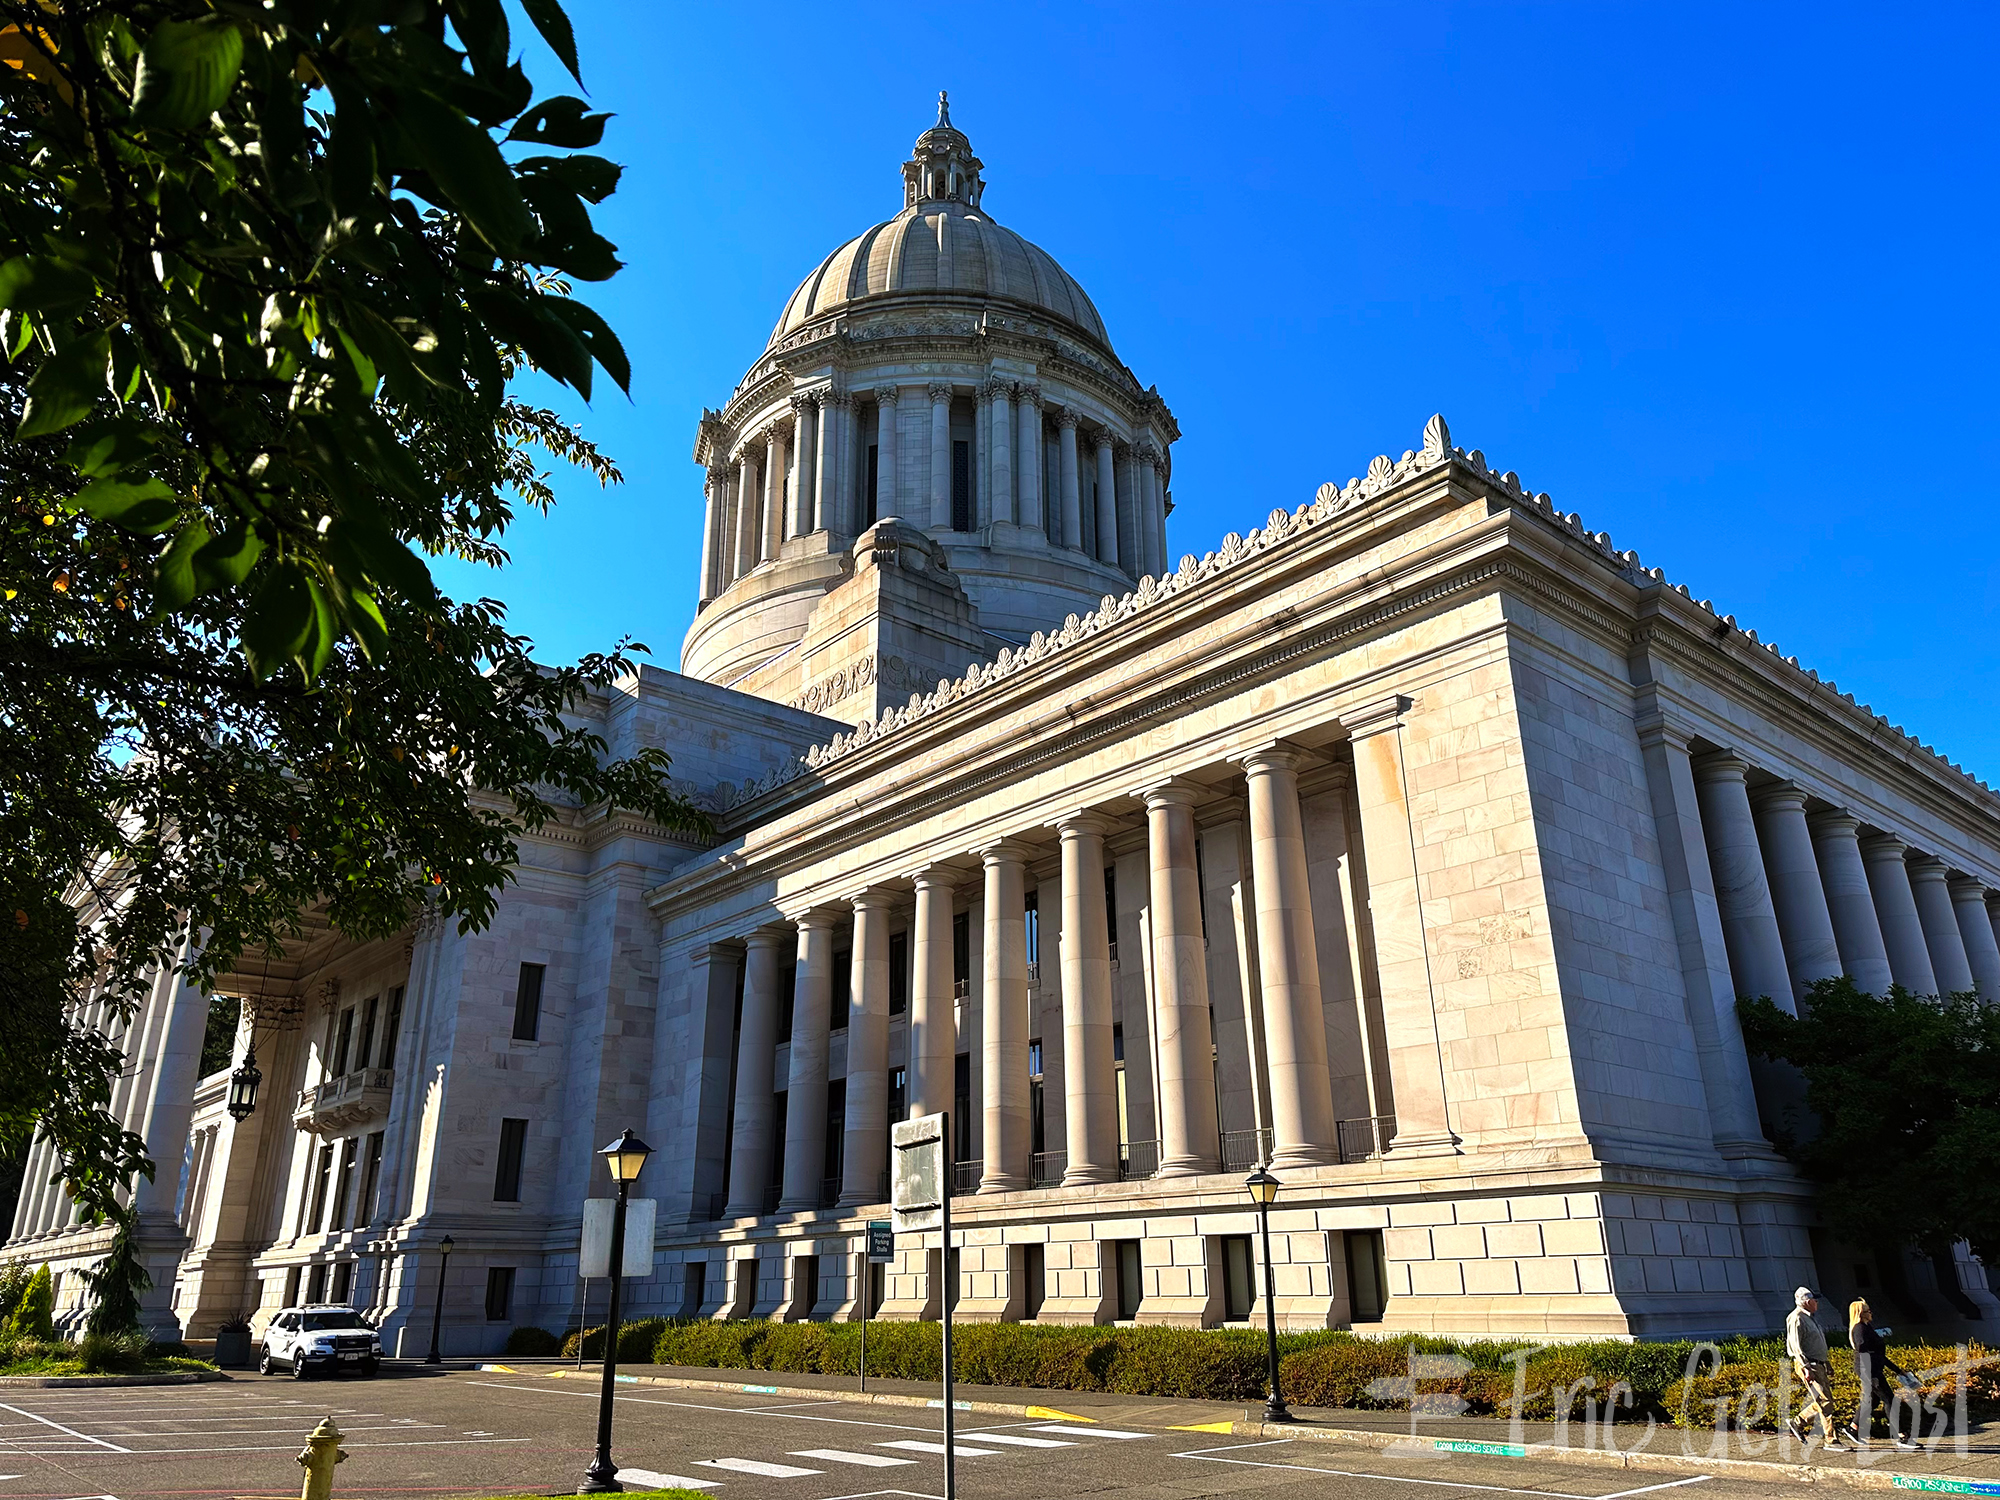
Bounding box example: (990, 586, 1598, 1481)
(445, 2, 2000, 782)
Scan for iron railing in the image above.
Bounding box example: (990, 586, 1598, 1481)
(1337, 1115, 1395, 1163)
(1219, 1127, 1273, 1171)
(1118, 1140, 1159, 1182)
(762, 1183, 782, 1213)
(951, 1159, 981, 1196)
(1029, 1150, 1066, 1187)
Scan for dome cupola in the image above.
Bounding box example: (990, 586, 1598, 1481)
(903, 92, 985, 211)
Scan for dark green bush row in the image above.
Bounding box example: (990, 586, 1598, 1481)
(503, 1326, 565, 1357)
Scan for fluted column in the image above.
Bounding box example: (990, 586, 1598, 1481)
(1861, 834, 1937, 993)
(1239, 747, 1339, 1167)
(979, 841, 1031, 1191)
(1143, 782, 1221, 1176)
(873, 387, 898, 523)
(909, 867, 957, 1119)
(1056, 409, 1082, 551)
(1093, 433, 1118, 567)
(789, 392, 818, 537)
(986, 380, 1014, 527)
(699, 466, 724, 603)
(1056, 813, 1118, 1184)
(762, 425, 788, 560)
(1909, 857, 1975, 994)
(724, 929, 788, 1217)
(1133, 444, 1157, 574)
(1148, 452, 1170, 575)
(928, 383, 953, 530)
(780, 912, 836, 1212)
(733, 448, 760, 579)
(840, 891, 896, 1206)
(1015, 384, 1043, 534)
(131, 968, 212, 1222)
(1691, 753, 1796, 1013)
(813, 393, 839, 534)
(1749, 783, 1843, 1002)
(1115, 441, 1140, 573)
(1989, 895, 2000, 985)
(1807, 811, 1894, 995)
(1949, 878, 2000, 1001)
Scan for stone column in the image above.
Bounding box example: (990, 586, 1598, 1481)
(1116, 441, 1141, 575)
(1056, 813, 1118, 1184)
(813, 393, 839, 534)
(873, 387, 898, 522)
(1015, 384, 1043, 534)
(1989, 895, 2000, 981)
(909, 867, 957, 1119)
(1346, 696, 1459, 1155)
(1634, 713, 1766, 1150)
(1748, 783, 1843, 1002)
(733, 448, 760, 579)
(699, 466, 724, 603)
(840, 891, 896, 1206)
(789, 393, 818, 537)
(1238, 747, 1339, 1167)
(1691, 753, 1796, 1013)
(762, 425, 788, 560)
(1806, 811, 1894, 995)
(1861, 835, 1937, 993)
(928, 383, 953, 530)
(1949, 878, 2000, 1001)
(1057, 409, 1082, 551)
(1909, 857, 1975, 994)
(780, 913, 836, 1211)
(979, 842, 1031, 1191)
(1142, 782, 1222, 1176)
(723, 929, 787, 1218)
(986, 380, 1014, 527)
(1093, 433, 1119, 567)
(130, 968, 212, 1223)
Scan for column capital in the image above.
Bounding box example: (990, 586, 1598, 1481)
(1091, 428, 1117, 455)
(1135, 776, 1204, 811)
(1858, 831, 1911, 864)
(1341, 694, 1413, 743)
(1015, 382, 1041, 410)
(781, 905, 841, 931)
(927, 381, 954, 405)
(1690, 748, 1752, 786)
(743, 925, 793, 953)
(790, 391, 820, 419)
(1907, 854, 1950, 886)
(976, 837, 1034, 868)
(1805, 808, 1862, 840)
(1227, 740, 1314, 777)
(1748, 780, 1809, 814)
(847, 886, 904, 914)
(1632, 708, 1698, 753)
(980, 377, 1012, 402)
(1050, 809, 1117, 839)
(823, 389, 853, 410)
(1055, 405, 1081, 430)
(1948, 875, 1991, 905)
(873, 384, 900, 407)
(906, 863, 961, 893)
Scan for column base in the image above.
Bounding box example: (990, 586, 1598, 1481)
(1385, 1131, 1461, 1158)
(1271, 1145, 1340, 1171)
(835, 1193, 884, 1211)
(1156, 1156, 1222, 1179)
(1061, 1165, 1118, 1187)
(977, 1177, 1028, 1194)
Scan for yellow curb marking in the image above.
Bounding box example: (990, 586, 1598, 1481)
(1025, 1406, 1095, 1422)
(1170, 1422, 1237, 1433)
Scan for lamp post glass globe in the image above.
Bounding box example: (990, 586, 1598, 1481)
(1243, 1168, 1292, 1422)
(600, 1129, 653, 1183)
(1244, 1167, 1281, 1206)
(226, 1046, 261, 1122)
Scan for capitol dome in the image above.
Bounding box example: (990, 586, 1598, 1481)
(683, 95, 1181, 727)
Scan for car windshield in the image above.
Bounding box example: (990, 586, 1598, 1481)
(302, 1312, 371, 1331)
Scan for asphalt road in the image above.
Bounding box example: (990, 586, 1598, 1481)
(0, 1365, 1813, 1500)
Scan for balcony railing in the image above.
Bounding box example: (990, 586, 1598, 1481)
(1219, 1127, 1273, 1171)
(1337, 1114, 1396, 1163)
(1118, 1140, 1158, 1182)
(1029, 1150, 1066, 1187)
(292, 1068, 394, 1135)
(950, 1159, 981, 1197)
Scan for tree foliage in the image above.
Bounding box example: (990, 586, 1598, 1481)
(81, 1214, 149, 1337)
(2, 1264, 52, 1340)
(1739, 978, 2000, 1263)
(0, 1, 705, 1224)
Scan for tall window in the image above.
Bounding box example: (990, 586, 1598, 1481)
(485, 1266, 516, 1322)
(830, 949, 851, 1031)
(778, 963, 797, 1043)
(1222, 1235, 1255, 1321)
(768, 1093, 788, 1190)
(1104, 867, 1119, 964)
(888, 1066, 907, 1126)
(356, 995, 378, 1076)
(865, 444, 879, 527)
(306, 1262, 328, 1303)
(333, 1136, 359, 1230)
(953, 1054, 972, 1162)
(951, 439, 971, 530)
(379, 987, 404, 1070)
(330, 1006, 354, 1077)
(356, 1132, 385, 1229)
(493, 1118, 528, 1202)
(888, 933, 909, 1015)
(1029, 1038, 1044, 1157)
(513, 962, 545, 1042)
(308, 1144, 334, 1233)
(823, 1079, 845, 1189)
(951, 912, 970, 999)
(1024, 890, 1040, 971)
(331, 1261, 354, 1305)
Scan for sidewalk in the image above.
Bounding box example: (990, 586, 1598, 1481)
(478, 1358, 2000, 1494)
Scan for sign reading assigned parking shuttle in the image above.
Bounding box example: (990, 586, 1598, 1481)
(891, 1112, 946, 1234)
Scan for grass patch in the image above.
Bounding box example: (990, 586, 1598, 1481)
(0, 1333, 218, 1378)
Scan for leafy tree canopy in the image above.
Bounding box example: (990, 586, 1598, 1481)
(0, 0, 704, 1225)
(1739, 978, 2000, 1263)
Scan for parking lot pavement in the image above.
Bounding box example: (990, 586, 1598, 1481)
(0, 1367, 1808, 1500)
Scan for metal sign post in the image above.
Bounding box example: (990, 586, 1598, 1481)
(891, 1112, 953, 1500)
(863, 1221, 893, 1394)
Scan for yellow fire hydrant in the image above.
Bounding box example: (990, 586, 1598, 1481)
(297, 1415, 347, 1500)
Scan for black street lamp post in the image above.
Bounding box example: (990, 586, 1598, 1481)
(1245, 1168, 1293, 1423)
(425, 1235, 454, 1365)
(580, 1129, 653, 1495)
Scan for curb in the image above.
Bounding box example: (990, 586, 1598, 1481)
(0, 1370, 226, 1388)
(495, 1367, 1993, 1494)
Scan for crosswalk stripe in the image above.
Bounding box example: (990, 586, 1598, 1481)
(878, 1439, 1002, 1457)
(958, 1432, 1075, 1448)
(789, 1448, 917, 1467)
(1029, 1423, 1153, 1438)
(612, 1467, 718, 1491)
(696, 1456, 824, 1477)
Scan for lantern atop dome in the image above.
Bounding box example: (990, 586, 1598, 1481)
(903, 91, 985, 212)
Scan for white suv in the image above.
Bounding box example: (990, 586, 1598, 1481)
(259, 1305, 383, 1377)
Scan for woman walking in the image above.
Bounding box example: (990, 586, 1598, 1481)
(1847, 1299, 1920, 1450)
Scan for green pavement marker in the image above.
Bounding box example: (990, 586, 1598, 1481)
(742, 1384, 780, 1393)
(1434, 1439, 1529, 1457)
(1891, 1480, 2000, 1496)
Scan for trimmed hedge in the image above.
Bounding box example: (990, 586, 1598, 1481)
(557, 1318, 1994, 1429)
(503, 1326, 564, 1357)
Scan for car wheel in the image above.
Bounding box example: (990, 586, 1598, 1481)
(290, 1353, 309, 1379)
(359, 1358, 378, 1376)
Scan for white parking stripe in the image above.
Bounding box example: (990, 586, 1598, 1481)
(698, 1456, 824, 1476)
(616, 1466, 719, 1490)
(1028, 1423, 1151, 1439)
(0, 1402, 132, 1453)
(953, 1432, 1074, 1448)
(790, 1449, 918, 1467)
(1170, 1442, 1616, 1498)
(877, 1440, 1000, 1457)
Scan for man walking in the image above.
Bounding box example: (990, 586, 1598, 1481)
(1786, 1287, 1848, 1452)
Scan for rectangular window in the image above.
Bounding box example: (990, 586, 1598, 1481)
(952, 912, 970, 999)
(888, 1066, 907, 1126)
(1194, 837, 1209, 938)
(356, 995, 378, 1077)
(796, 1253, 820, 1318)
(1023, 1243, 1046, 1319)
(865, 444, 879, 527)
(493, 1118, 528, 1202)
(768, 1093, 788, 1188)
(1345, 1229, 1388, 1323)
(953, 1054, 972, 1163)
(868, 1260, 885, 1319)
(485, 1266, 516, 1322)
(330, 1006, 354, 1077)
(830, 950, 851, 1031)
(1115, 1240, 1144, 1320)
(331, 1261, 354, 1306)
(951, 440, 971, 530)
(283, 1265, 302, 1307)
(1104, 867, 1119, 964)
(778, 964, 797, 1043)
(378, 987, 404, 1070)
(682, 1261, 707, 1317)
(513, 962, 545, 1042)
(1222, 1235, 1255, 1321)
(888, 933, 909, 1015)
(333, 1136, 359, 1230)
(356, 1132, 385, 1229)
(306, 1262, 329, 1304)
(823, 1078, 846, 1188)
(309, 1144, 334, 1234)
(1024, 889, 1039, 971)
(1029, 1038, 1045, 1158)
(947, 1245, 961, 1312)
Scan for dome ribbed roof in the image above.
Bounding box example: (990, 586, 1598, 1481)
(766, 96, 1110, 351)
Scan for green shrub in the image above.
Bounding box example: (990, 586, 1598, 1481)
(75, 1331, 149, 1374)
(3, 1266, 53, 1341)
(564, 1317, 669, 1363)
(504, 1326, 563, 1357)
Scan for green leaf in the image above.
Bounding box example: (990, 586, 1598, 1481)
(326, 512, 434, 602)
(153, 517, 214, 612)
(444, 0, 512, 81)
(521, 153, 622, 204)
(18, 333, 111, 439)
(0, 255, 97, 313)
(241, 563, 314, 680)
(468, 286, 593, 397)
(304, 574, 338, 678)
(543, 297, 631, 395)
(391, 89, 534, 255)
(518, 0, 583, 87)
(341, 586, 389, 660)
(132, 18, 245, 132)
(191, 523, 266, 593)
(505, 96, 609, 148)
(73, 477, 180, 535)
(66, 419, 160, 479)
